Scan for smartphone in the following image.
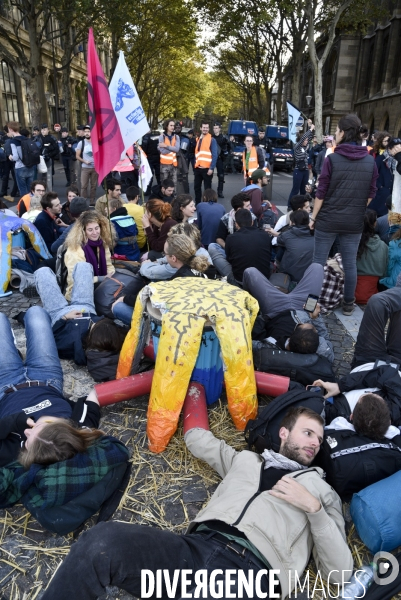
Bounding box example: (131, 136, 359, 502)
(306, 385, 326, 394)
(304, 294, 319, 313)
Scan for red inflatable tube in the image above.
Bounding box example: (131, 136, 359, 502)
(183, 382, 209, 434)
(255, 371, 290, 396)
(95, 370, 154, 406)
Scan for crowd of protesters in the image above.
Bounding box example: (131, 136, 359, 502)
(1, 112, 401, 599)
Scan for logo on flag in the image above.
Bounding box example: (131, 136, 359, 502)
(287, 101, 303, 144)
(109, 51, 150, 152)
(115, 79, 136, 111)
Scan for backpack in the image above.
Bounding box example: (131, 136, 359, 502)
(258, 207, 278, 230)
(20, 138, 41, 168)
(315, 428, 401, 501)
(56, 244, 68, 294)
(94, 269, 146, 319)
(253, 340, 336, 386)
(244, 388, 325, 454)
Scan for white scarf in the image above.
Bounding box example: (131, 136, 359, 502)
(261, 448, 307, 472)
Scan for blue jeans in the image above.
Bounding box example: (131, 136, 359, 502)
(112, 301, 133, 325)
(0, 306, 63, 400)
(288, 168, 309, 207)
(35, 262, 96, 326)
(313, 230, 362, 304)
(15, 166, 36, 196)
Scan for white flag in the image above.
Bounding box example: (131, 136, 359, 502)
(287, 101, 302, 144)
(109, 51, 150, 152)
(138, 148, 152, 191)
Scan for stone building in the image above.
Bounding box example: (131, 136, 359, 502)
(0, 8, 111, 131)
(282, 0, 401, 137)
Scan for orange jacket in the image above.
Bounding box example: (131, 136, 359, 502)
(195, 134, 212, 169)
(160, 135, 178, 167)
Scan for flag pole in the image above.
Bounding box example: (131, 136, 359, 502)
(103, 176, 115, 266)
(136, 142, 145, 206)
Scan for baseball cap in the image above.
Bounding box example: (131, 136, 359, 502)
(61, 127, 68, 133)
(69, 196, 90, 217)
(54, 123, 61, 128)
(388, 137, 401, 149)
(250, 169, 267, 182)
(84, 124, 90, 130)
(41, 123, 48, 129)
(77, 125, 84, 131)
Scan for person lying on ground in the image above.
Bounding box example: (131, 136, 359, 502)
(41, 405, 353, 600)
(0, 305, 101, 467)
(244, 263, 334, 362)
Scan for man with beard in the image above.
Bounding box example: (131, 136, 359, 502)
(42, 405, 352, 600)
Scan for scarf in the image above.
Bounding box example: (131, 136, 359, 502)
(261, 448, 307, 472)
(83, 238, 107, 276)
(383, 149, 398, 173)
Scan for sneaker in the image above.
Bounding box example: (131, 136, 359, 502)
(22, 285, 39, 298)
(342, 300, 355, 316)
(218, 193, 224, 198)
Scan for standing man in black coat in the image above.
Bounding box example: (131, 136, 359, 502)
(38, 124, 59, 190)
(212, 123, 230, 198)
(141, 130, 161, 196)
(60, 127, 76, 186)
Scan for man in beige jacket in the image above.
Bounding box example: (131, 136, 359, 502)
(42, 405, 353, 600)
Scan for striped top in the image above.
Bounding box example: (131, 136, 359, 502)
(294, 129, 313, 169)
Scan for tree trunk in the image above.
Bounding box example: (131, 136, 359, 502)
(313, 64, 323, 139)
(291, 45, 303, 107)
(26, 77, 42, 128)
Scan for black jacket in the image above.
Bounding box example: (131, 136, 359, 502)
(225, 226, 271, 282)
(277, 225, 314, 282)
(39, 134, 59, 160)
(61, 135, 75, 158)
(34, 210, 62, 253)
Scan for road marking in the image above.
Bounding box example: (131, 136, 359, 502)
(280, 173, 293, 178)
(275, 205, 288, 214)
(334, 305, 364, 341)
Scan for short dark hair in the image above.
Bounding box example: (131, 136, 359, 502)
(20, 128, 30, 137)
(41, 191, 59, 210)
(107, 179, 121, 193)
(235, 208, 252, 228)
(291, 209, 310, 227)
(200, 120, 209, 127)
(162, 178, 174, 189)
(337, 113, 363, 145)
(126, 186, 140, 201)
(288, 324, 319, 354)
(202, 189, 217, 203)
(290, 195, 308, 211)
(31, 180, 46, 193)
(353, 394, 391, 440)
(163, 119, 175, 133)
(280, 406, 324, 432)
(231, 193, 250, 211)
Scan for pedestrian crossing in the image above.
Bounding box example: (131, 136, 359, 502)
(273, 172, 293, 178)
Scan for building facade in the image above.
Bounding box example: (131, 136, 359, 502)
(282, 0, 401, 137)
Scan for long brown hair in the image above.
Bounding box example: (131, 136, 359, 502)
(372, 131, 390, 155)
(146, 198, 172, 223)
(19, 421, 104, 469)
(65, 211, 116, 249)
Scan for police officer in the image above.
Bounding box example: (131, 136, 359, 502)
(212, 122, 230, 198)
(141, 130, 161, 196)
(254, 127, 273, 164)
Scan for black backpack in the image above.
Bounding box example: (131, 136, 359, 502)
(258, 207, 278, 230)
(245, 388, 325, 454)
(20, 138, 41, 167)
(56, 244, 68, 294)
(253, 341, 336, 386)
(314, 428, 401, 501)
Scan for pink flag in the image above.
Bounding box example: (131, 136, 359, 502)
(87, 28, 124, 184)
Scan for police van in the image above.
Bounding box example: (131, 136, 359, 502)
(265, 125, 294, 171)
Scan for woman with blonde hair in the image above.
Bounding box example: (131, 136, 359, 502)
(164, 234, 209, 278)
(64, 211, 115, 300)
(142, 198, 177, 259)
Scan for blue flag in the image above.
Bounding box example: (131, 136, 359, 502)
(287, 101, 302, 144)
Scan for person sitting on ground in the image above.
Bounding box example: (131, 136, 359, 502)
(34, 192, 69, 254)
(20, 194, 42, 223)
(60, 184, 79, 225)
(150, 178, 175, 203)
(196, 188, 225, 248)
(94, 179, 124, 217)
(380, 227, 401, 289)
(170, 194, 196, 224)
(109, 198, 140, 261)
(244, 263, 334, 362)
(355, 209, 388, 303)
(41, 405, 352, 600)
(17, 180, 46, 217)
(209, 193, 257, 260)
(0, 305, 101, 467)
(274, 210, 314, 283)
(125, 185, 146, 250)
(141, 198, 177, 259)
(112, 234, 210, 325)
(51, 196, 91, 255)
(211, 208, 271, 284)
(272, 194, 311, 247)
(313, 278, 401, 425)
(64, 211, 115, 301)
(241, 168, 270, 217)
(139, 222, 213, 282)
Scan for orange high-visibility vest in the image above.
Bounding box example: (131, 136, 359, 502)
(195, 134, 213, 169)
(242, 146, 259, 177)
(17, 193, 32, 215)
(160, 135, 178, 167)
(112, 145, 138, 172)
